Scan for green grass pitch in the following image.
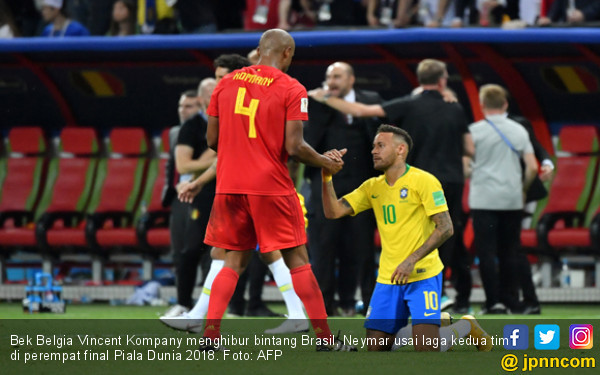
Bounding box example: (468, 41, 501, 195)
(1, 303, 598, 375)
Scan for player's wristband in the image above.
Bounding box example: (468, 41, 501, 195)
(322, 171, 332, 183)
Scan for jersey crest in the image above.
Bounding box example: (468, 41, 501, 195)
(400, 187, 409, 200)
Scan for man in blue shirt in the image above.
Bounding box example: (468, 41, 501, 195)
(41, 0, 90, 37)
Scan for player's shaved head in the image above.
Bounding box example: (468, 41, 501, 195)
(257, 29, 296, 72)
(258, 28, 295, 56)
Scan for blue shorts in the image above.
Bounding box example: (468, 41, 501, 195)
(364, 273, 442, 335)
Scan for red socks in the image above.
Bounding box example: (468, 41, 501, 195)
(204, 264, 333, 343)
(290, 264, 333, 340)
(204, 267, 239, 340)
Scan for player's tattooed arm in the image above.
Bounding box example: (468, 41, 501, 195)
(321, 177, 355, 219)
(392, 211, 453, 284)
(342, 199, 352, 210)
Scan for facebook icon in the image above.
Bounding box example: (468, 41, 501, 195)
(504, 325, 529, 350)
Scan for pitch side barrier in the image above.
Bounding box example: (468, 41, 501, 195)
(2, 28, 600, 52)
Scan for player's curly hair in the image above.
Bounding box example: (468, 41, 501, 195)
(376, 124, 413, 152)
(214, 54, 251, 72)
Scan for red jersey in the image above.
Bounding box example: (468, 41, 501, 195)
(207, 65, 309, 195)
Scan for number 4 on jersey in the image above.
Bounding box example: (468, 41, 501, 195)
(235, 87, 259, 138)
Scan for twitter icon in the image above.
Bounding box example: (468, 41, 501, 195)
(535, 324, 560, 350)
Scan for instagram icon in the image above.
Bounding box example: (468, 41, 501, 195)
(569, 325, 593, 349)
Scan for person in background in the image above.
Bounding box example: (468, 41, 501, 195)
(40, 0, 90, 37)
(5, 0, 41, 37)
(304, 62, 380, 316)
(506, 108, 552, 315)
(244, 0, 294, 30)
(162, 52, 310, 334)
(367, 0, 408, 28)
(467, 84, 538, 315)
(321, 124, 491, 352)
(211, 53, 284, 319)
(65, 0, 115, 35)
(247, 48, 260, 65)
(538, 0, 600, 25)
(178, 29, 355, 351)
(108, 0, 137, 36)
(417, 0, 455, 27)
(309, 58, 475, 315)
(159, 79, 217, 320)
(174, 0, 217, 34)
(301, 0, 368, 27)
(0, 0, 19, 37)
(137, 0, 177, 34)
(158, 89, 201, 319)
(450, 0, 478, 27)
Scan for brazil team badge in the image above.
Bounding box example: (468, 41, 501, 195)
(400, 187, 408, 199)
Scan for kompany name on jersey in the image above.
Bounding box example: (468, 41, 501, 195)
(301, 97, 308, 113)
(232, 72, 274, 87)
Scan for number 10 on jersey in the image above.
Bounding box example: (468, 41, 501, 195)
(235, 87, 259, 138)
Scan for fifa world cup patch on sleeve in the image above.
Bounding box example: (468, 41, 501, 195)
(432, 191, 446, 206)
(301, 97, 308, 113)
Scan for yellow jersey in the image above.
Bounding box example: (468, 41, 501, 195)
(297, 192, 308, 229)
(343, 165, 447, 285)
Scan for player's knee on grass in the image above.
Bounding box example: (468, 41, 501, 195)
(413, 324, 441, 352)
(366, 329, 394, 351)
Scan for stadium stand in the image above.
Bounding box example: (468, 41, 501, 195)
(535, 126, 600, 286)
(1, 29, 600, 301)
(35, 127, 100, 275)
(0, 127, 49, 276)
(135, 128, 171, 256)
(83, 127, 149, 282)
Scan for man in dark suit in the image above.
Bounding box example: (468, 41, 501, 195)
(304, 62, 381, 316)
(309, 59, 475, 315)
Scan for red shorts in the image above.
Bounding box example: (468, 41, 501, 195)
(204, 193, 307, 252)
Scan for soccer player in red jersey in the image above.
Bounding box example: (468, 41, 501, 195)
(179, 29, 355, 352)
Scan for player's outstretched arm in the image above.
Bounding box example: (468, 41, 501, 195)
(285, 119, 345, 174)
(308, 88, 385, 118)
(322, 164, 354, 219)
(391, 210, 453, 284)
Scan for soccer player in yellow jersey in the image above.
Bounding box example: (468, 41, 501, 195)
(322, 125, 492, 352)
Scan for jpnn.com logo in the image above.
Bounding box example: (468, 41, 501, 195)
(504, 325, 529, 350)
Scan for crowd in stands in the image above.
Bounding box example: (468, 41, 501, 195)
(1, 0, 599, 38)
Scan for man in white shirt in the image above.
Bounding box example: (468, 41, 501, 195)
(467, 84, 538, 314)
